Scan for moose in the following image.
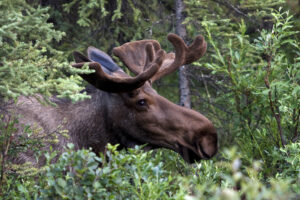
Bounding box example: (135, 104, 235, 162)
(4, 33, 217, 165)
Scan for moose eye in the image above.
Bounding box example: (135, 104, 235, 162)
(137, 99, 147, 106)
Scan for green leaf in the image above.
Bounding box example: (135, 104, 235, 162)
(57, 178, 67, 188)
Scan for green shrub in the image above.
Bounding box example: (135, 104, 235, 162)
(271, 142, 300, 195)
(3, 143, 297, 200)
(38, 144, 183, 200)
(196, 8, 300, 162)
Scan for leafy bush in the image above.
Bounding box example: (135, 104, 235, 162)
(36, 144, 183, 200)
(272, 142, 300, 195)
(195, 8, 300, 163)
(2, 143, 298, 200)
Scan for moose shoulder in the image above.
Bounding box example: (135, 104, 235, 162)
(5, 33, 217, 165)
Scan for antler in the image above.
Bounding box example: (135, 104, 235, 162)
(112, 33, 207, 82)
(72, 49, 165, 93)
(72, 33, 205, 92)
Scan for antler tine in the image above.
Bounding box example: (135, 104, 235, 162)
(150, 33, 207, 82)
(143, 43, 166, 71)
(185, 35, 207, 64)
(143, 43, 155, 71)
(113, 40, 161, 75)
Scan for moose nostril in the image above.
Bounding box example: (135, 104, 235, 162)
(197, 134, 218, 158)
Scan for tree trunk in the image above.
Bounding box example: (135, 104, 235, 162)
(175, 0, 191, 108)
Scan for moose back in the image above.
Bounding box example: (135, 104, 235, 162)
(3, 33, 217, 165)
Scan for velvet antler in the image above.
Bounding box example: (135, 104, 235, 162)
(112, 33, 207, 82)
(72, 49, 165, 93)
(72, 33, 205, 92)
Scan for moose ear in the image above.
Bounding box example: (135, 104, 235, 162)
(87, 46, 119, 72)
(73, 51, 91, 63)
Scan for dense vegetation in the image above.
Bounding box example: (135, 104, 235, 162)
(0, 0, 299, 199)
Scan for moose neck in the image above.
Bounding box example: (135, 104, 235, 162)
(64, 86, 126, 153)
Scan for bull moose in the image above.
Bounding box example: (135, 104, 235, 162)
(3, 33, 217, 165)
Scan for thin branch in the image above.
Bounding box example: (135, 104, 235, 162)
(264, 54, 285, 147)
(0, 115, 13, 195)
(227, 57, 241, 114)
(292, 108, 300, 142)
(191, 89, 233, 116)
(212, 0, 256, 24)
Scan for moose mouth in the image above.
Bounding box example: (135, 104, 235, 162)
(125, 138, 204, 163)
(118, 131, 209, 163)
(177, 142, 211, 163)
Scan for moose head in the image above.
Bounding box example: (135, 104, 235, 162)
(72, 33, 217, 163)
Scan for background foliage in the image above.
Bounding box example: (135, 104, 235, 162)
(0, 0, 299, 199)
